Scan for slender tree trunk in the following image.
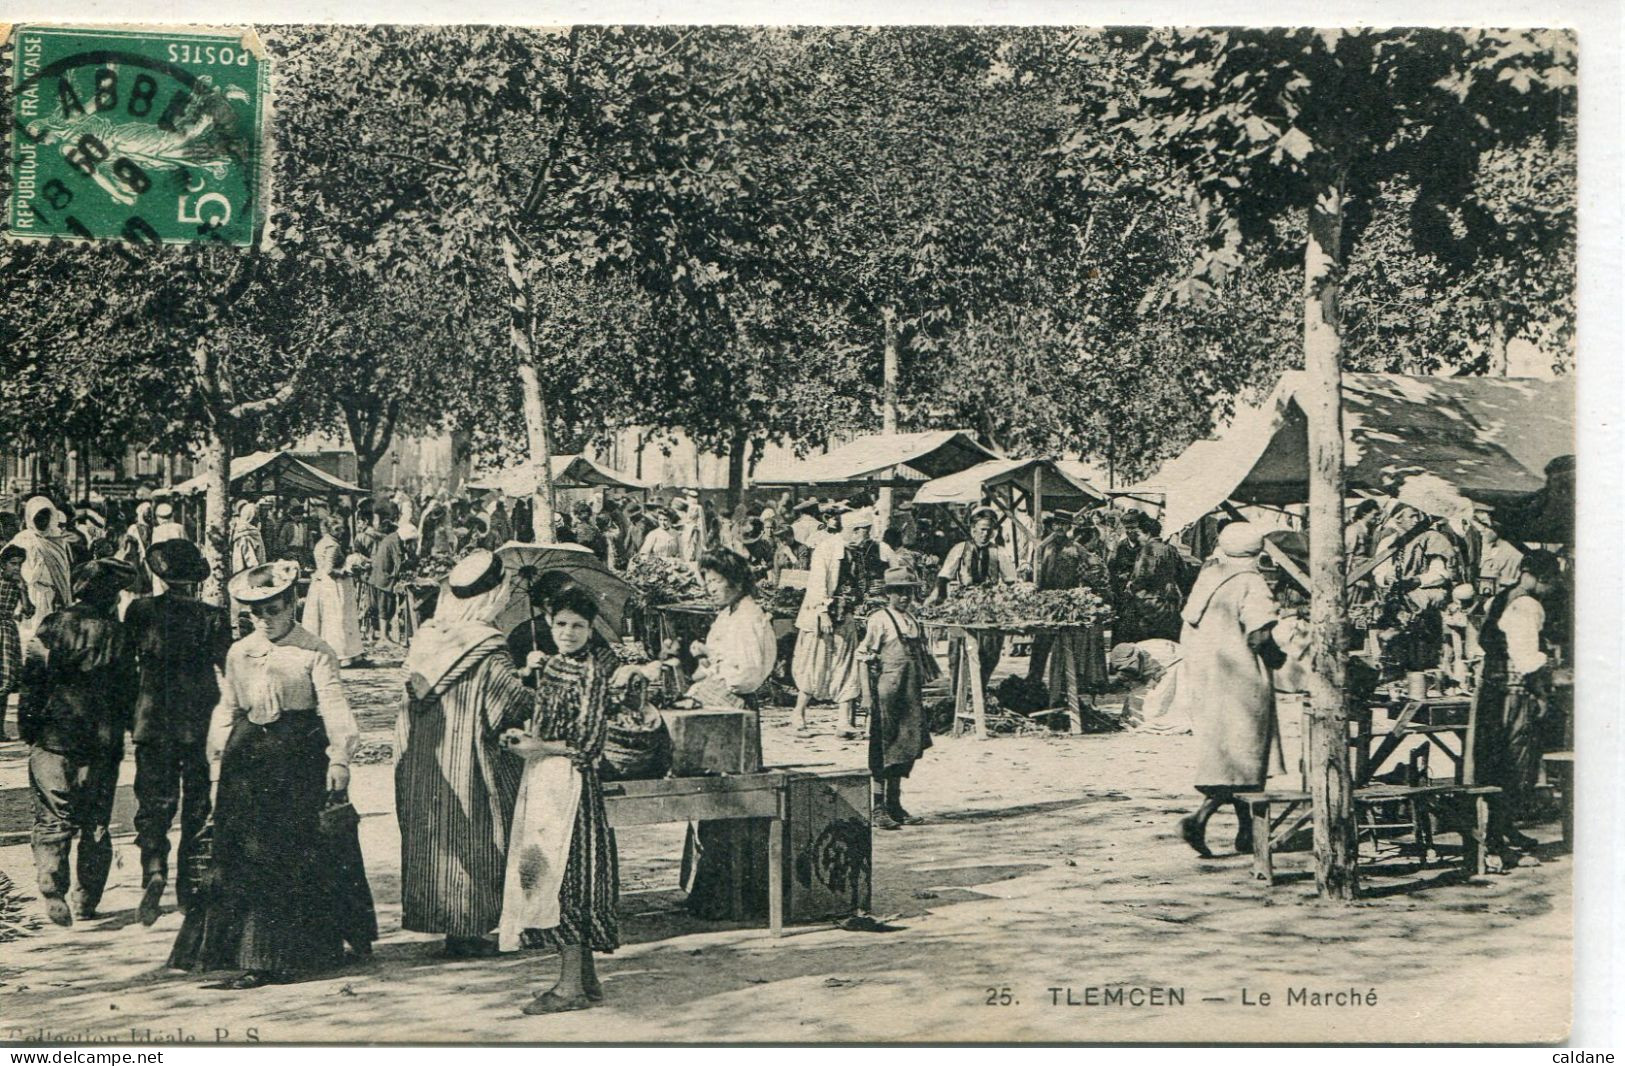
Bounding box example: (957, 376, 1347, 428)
(878, 307, 900, 531)
(726, 431, 748, 513)
(1303, 172, 1357, 902)
(200, 420, 233, 607)
(1486, 310, 1509, 376)
(502, 228, 557, 541)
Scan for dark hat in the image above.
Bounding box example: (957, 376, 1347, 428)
(227, 560, 299, 604)
(969, 505, 1000, 525)
(148, 539, 209, 583)
(0, 544, 26, 566)
(448, 549, 504, 598)
(73, 558, 138, 602)
(572, 500, 594, 517)
(793, 497, 821, 516)
(1049, 510, 1076, 527)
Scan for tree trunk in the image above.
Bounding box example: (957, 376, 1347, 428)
(878, 307, 901, 532)
(502, 229, 557, 542)
(200, 421, 233, 607)
(1486, 310, 1509, 377)
(1303, 172, 1357, 902)
(726, 431, 748, 513)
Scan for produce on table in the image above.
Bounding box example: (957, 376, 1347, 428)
(624, 554, 707, 607)
(920, 581, 1114, 628)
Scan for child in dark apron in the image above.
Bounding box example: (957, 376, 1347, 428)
(859, 566, 938, 829)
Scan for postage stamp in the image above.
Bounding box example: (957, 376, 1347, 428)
(5, 24, 268, 247)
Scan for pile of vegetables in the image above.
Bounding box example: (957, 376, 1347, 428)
(920, 581, 1114, 629)
(624, 554, 707, 607)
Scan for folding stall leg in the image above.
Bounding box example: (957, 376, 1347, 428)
(1250, 800, 1274, 884)
(768, 814, 785, 938)
(1472, 794, 1491, 876)
(964, 634, 989, 739)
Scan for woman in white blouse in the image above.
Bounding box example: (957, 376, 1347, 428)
(168, 561, 374, 988)
(680, 549, 778, 919)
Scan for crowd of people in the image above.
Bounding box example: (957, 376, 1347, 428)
(0, 474, 1569, 1009)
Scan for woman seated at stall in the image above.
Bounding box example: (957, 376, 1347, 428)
(679, 550, 778, 919)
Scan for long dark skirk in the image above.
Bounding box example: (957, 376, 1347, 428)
(169, 711, 362, 975)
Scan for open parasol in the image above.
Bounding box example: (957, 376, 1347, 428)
(491, 542, 633, 644)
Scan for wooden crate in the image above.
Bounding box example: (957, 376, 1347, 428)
(663, 709, 758, 775)
(781, 770, 872, 921)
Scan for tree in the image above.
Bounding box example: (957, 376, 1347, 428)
(1113, 27, 1575, 898)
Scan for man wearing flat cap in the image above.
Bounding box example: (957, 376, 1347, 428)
(18, 559, 139, 925)
(932, 505, 1018, 695)
(122, 540, 234, 924)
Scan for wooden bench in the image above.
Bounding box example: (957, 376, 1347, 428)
(1238, 784, 1501, 886)
(1542, 751, 1574, 849)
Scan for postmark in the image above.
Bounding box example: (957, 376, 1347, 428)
(6, 24, 268, 247)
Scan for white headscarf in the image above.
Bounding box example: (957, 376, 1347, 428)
(403, 577, 514, 697)
(1181, 522, 1265, 627)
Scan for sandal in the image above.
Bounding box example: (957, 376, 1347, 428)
(225, 971, 274, 990)
(1179, 815, 1213, 859)
(522, 990, 594, 1015)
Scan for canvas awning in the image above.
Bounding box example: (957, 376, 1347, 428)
(1133, 373, 1574, 533)
(750, 430, 999, 488)
(468, 454, 651, 497)
(912, 458, 1106, 506)
(162, 450, 366, 498)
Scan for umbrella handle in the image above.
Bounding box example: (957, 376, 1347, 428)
(526, 573, 540, 652)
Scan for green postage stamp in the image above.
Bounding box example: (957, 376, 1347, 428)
(6, 24, 268, 247)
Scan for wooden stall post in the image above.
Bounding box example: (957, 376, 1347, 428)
(1302, 171, 1358, 901)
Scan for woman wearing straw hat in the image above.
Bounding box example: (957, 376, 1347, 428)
(168, 560, 373, 987)
(859, 565, 938, 830)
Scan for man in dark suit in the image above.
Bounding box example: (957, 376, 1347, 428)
(122, 540, 233, 925)
(368, 506, 406, 643)
(18, 559, 139, 926)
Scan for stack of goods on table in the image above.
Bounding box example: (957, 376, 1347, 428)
(920, 582, 1114, 629)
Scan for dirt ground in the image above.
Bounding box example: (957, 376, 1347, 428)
(0, 650, 1572, 1045)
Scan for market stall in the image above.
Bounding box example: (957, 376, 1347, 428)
(161, 449, 366, 499)
(1132, 372, 1574, 535)
(467, 454, 652, 497)
(912, 457, 1106, 569)
(920, 582, 1114, 739)
(752, 430, 999, 491)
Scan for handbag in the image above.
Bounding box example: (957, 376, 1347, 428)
(319, 790, 360, 836)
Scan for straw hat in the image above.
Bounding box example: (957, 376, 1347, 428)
(227, 560, 300, 603)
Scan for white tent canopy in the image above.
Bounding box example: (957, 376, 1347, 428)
(912, 457, 1106, 506)
(751, 430, 999, 488)
(468, 454, 651, 497)
(162, 450, 365, 498)
(1133, 372, 1575, 533)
